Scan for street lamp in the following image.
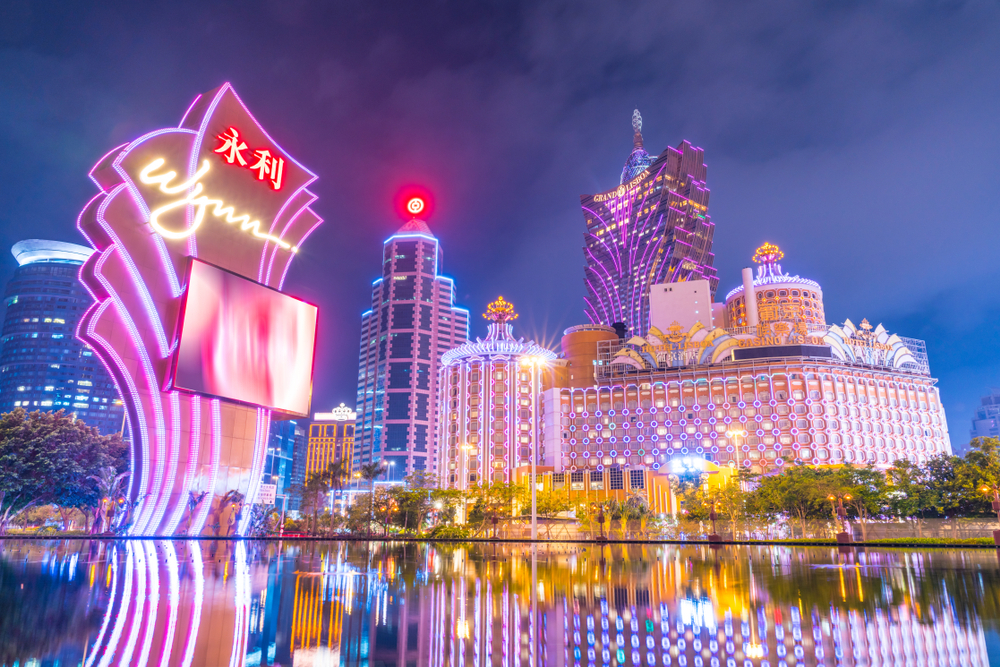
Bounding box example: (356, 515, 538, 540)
(828, 493, 853, 543)
(520, 355, 549, 541)
(979, 484, 1000, 546)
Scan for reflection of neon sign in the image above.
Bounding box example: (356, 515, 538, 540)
(139, 158, 296, 251)
(406, 197, 425, 215)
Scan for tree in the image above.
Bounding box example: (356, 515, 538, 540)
(708, 480, 750, 540)
(886, 459, 936, 535)
(296, 473, 331, 535)
(753, 466, 834, 538)
(357, 461, 388, 535)
(325, 459, 350, 526)
(89, 467, 130, 534)
(834, 464, 889, 541)
(529, 490, 571, 539)
(467, 481, 525, 537)
(0, 408, 127, 534)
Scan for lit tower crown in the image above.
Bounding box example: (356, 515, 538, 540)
(483, 296, 518, 341)
(752, 242, 785, 279)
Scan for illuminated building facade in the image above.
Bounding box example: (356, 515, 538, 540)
(307, 403, 356, 477)
(724, 242, 826, 328)
(0, 240, 124, 434)
(437, 297, 557, 489)
(354, 218, 469, 481)
(546, 245, 951, 478)
(581, 110, 717, 336)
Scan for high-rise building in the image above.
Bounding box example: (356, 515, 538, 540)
(0, 239, 124, 434)
(263, 417, 305, 512)
(581, 110, 718, 336)
(354, 217, 469, 481)
(307, 403, 356, 477)
(971, 388, 1000, 442)
(437, 297, 556, 489)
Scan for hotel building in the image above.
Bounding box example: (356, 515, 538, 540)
(581, 110, 718, 336)
(437, 297, 557, 489)
(354, 218, 469, 481)
(0, 239, 124, 434)
(307, 403, 356, 477)
(544, 245, 951, 485)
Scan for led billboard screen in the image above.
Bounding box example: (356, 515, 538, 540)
(173, 259, 317, 416)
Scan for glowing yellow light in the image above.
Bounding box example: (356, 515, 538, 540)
(483, 295, 517, 324)
(139, 158, 297, 252)
(752, 242, 784, 265)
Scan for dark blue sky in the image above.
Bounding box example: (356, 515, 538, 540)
(0, 1, 997, 449)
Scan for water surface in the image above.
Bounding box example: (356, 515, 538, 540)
(0, 539, 997, 666)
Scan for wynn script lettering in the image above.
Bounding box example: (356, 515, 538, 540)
(138, 158, 296, 251)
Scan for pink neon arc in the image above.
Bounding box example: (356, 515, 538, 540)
(75, 82, 322, 537)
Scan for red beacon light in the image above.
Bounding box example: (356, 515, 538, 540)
(406, 197, 426, 216)
(395, 187, 433, 220)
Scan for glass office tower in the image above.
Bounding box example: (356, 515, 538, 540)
(0, 239, 124, 434)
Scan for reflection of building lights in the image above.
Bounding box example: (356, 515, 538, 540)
(456, 619, 469, 639)
(746, 643, 764, 658)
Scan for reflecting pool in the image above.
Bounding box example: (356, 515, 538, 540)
(0, 540, 998, 666)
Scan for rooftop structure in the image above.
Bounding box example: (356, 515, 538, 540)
(581, 110, 718, 335)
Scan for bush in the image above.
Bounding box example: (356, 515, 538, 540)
(429, 525, 471, 540)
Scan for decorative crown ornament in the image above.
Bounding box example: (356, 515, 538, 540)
(752, 242, 784, 265)
(484, 296, 518, 325)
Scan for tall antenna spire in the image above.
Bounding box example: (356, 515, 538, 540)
(632, 109, 643, 148)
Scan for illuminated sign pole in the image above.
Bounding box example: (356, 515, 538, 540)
(77, 83, 322, 536)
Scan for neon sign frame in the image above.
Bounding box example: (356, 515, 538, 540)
(75, 82, 322, 537)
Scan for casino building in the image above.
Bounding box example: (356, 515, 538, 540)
(436, 297, 556, 489)
(353, 217, 469, 481)
(543, 244, 951, 484)
(581, 110, 718, 336)
(0, 239, 124, 434)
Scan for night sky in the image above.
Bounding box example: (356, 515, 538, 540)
(0, 1, 997, 450)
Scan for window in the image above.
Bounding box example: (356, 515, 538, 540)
(590, 471, 604, 490)
(629, 469, 645, 489)
(609, 468, 624, 490)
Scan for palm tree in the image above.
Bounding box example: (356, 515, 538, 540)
(358, 461, 388, 535)
(89, 467, 130, 534)
(325, 460, 350, 535)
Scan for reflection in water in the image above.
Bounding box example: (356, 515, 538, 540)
(0, 540, 996, 666)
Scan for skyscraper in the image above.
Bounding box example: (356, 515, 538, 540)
(0, 239, 124, 434)
(354, 217, 469, 481)
(581, 110, 718, 335)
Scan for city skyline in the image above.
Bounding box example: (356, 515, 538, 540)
(0, 3, 998, 448)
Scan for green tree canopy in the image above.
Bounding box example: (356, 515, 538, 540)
(0, 408, 127, 532)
